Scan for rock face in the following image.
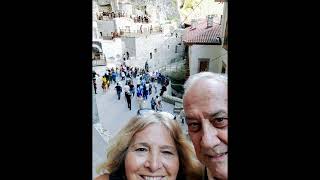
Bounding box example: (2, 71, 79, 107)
(130, 0, 181, 24)
(178, 0, 224, 24)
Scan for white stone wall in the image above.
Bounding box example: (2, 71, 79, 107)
(93, 1, 101, 40)
(114, 17, 135, 32)
(98, 18, 152, 35)
(121, 37, 136, 58)
(119, 3, 133, 16)
(101, 38, 123, 62)
(97, 20, 116, 36)
(97, 0, 111, 6)
(189, 45, 224, 75)
(132, 32, 184, 71)
(93, 22, 101, 40)
(161, 23, 178, 35)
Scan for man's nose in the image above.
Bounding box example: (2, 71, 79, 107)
(144, 153, 163, 172)
(201, 121, 221, 149)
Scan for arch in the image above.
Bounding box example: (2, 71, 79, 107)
(92, 43, 103, 53)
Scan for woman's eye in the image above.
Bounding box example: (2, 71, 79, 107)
(162, 151, 173, 155)
(135, 148, 147, 152)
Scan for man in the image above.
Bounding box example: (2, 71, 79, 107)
(136, 85, 144, 109)
(93, 79, 97, 94)
(105, 69, 109, 79)
(160, 84, 167, 96)
(111, 71, 117, 84)
(114, 83, 122, 100)
(155, 95, 162, 112)
(183, 72, 228, 180)
(123, 82, 131, 109)
(92, 70, 99, 81)
(123, 82, 130, 94)
(121, 70, 125, 81)
(129, 82, 135, 97)
(125, 90, 132, 110)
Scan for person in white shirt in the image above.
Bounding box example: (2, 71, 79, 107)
(155, 95, 162, 112)
(123, 83, 130, 94)
(121, 71, 125, 81)
(124, 82, 131, 110)
(145, 81, 150, 94)
(136, 75, 141, 88)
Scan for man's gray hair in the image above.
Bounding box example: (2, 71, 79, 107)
(183, 72, 227, 99)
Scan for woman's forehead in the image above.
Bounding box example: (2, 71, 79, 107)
(131, 124, 175, 146)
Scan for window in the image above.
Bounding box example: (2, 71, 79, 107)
(150, 52, 152, 59)
(154, 48, 157, 53)
(168, 45, 170, 49)
(175, 45, 178, 53)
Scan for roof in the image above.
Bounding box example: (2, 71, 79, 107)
(183, 20, 222, 45)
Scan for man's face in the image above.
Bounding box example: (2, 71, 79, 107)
(183, 79, 228, 179)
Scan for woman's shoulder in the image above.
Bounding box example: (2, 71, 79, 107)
(95, 174, 109, 180)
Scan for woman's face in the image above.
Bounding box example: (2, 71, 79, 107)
(125, 123, 180, 180)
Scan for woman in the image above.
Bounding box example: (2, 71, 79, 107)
(95, 111, 203, 180)
(155, 96, 162, 112)
(102, 76, 107, 92)
(106, 79, 110, 90)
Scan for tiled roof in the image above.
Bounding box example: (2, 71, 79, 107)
(183, 20, 222, 45)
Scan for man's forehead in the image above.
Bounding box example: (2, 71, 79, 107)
(185, 82, 226, 103)
(189, 79, 225, 93)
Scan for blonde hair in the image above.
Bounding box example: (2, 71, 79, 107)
(97, 112, 203, 179)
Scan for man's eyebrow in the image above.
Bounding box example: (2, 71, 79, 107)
(209, 111, 228, 118)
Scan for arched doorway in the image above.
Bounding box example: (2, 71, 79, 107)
(92, 43, 106, 66)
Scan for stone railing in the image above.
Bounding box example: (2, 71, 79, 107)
(162, 93, 182, 105)
(118, 30, 163, 37)
(92, 59, 107, 66)
(162, 93, 183, 114)
(161, 93, 189, 137)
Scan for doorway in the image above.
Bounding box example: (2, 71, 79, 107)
(198, 58, 209, 72)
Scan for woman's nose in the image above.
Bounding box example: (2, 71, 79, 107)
(144, 153, 163, 172)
